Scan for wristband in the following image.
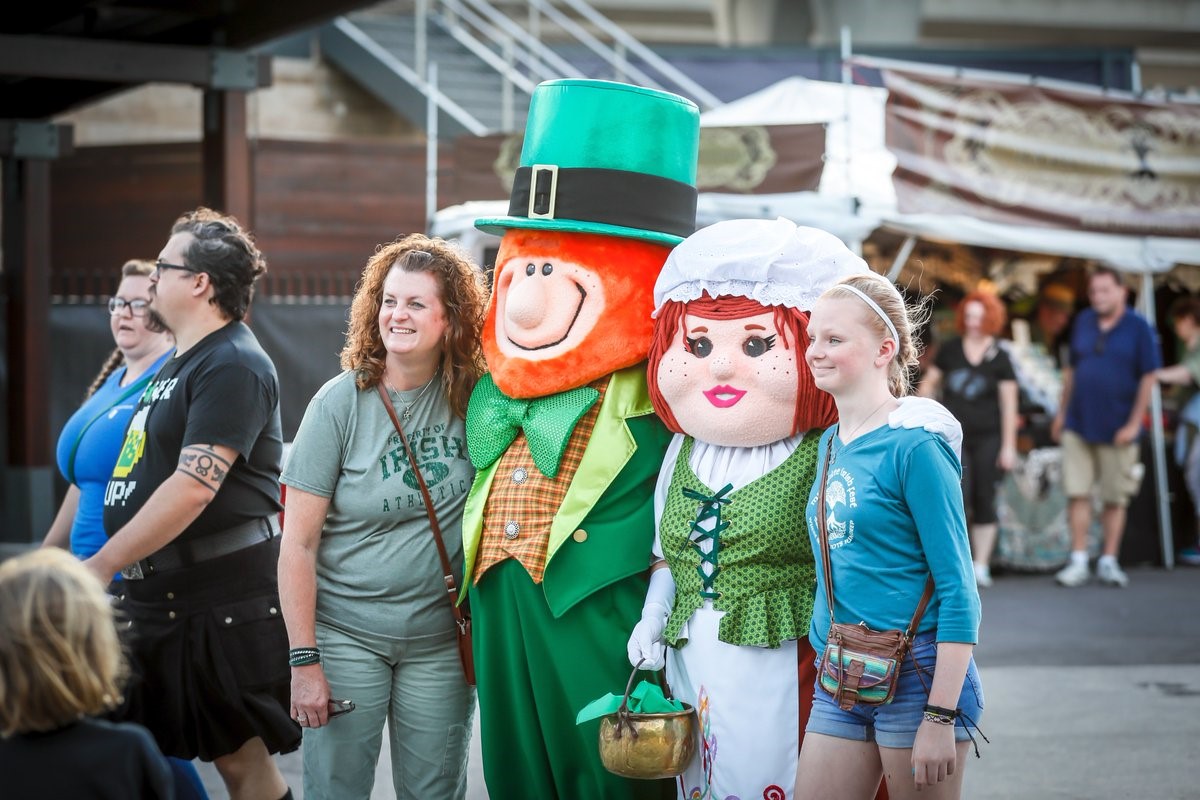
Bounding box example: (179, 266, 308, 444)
(923, 704, 957, 725)
(289, 646, 321, 667)
(924, 704, 957, 718)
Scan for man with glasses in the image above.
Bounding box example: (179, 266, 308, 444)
(1051, 266, 1160, 587)
(88, 209, 297, 800)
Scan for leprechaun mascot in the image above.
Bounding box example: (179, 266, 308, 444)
(461, 80, 698, 799)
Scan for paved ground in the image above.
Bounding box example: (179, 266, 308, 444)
(192, 565, 1200, 799)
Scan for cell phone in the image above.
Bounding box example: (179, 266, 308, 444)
(328, 699, 355, 718)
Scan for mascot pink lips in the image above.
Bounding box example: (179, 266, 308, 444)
(703, 385, 746, 408)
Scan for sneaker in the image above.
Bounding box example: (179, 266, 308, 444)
(973, 563, 993, 588)
(1055, 560, 1090, 587)
(1096, 559, 1129, 588)
(1178, 546, 1200, 567)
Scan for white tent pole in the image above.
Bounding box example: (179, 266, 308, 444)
(1139, 269, 1175, 568)
(840, 26, 853, 216)
(425, 62, 439, 235)
(886, 235, 917, 282)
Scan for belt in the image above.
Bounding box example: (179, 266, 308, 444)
(120, 516, 280, 580)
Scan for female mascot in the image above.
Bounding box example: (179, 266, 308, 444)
(628, 218, 958, 800)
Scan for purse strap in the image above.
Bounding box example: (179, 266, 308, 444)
(65, 371, 154, 485)
(816, 437, 935, 638)
(376, 382, 470, 633)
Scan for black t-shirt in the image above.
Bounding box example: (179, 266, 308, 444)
(1, 717, 174, 800)
(934, 338, 1017, 435)
(103, 321, 283, 541)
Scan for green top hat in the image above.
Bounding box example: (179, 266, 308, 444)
(475, 79, 700, 246)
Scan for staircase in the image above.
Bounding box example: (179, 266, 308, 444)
(319, 0, 719, 138)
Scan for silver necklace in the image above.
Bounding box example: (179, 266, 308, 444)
(833, 398, 892, 461)
(386, 372, 438, 421)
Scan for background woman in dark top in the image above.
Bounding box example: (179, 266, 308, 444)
(919, 290, 1018, 587)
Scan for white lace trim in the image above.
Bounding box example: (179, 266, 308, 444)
(653, 279, 827, 317)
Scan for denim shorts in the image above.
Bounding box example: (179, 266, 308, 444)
(805, 632, 985, 749)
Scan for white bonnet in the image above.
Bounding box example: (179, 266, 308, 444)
(652, 217, 869, 316)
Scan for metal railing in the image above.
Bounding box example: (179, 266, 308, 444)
(412, 0, 719, 130)
(332, 15, 488, 135)
(542, 0, 720, 109)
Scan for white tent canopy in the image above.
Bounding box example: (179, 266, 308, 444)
(882, 213, 1200, 273)
(438, 77, 1199, 272)
(699, 76, 1200, 273)
(698, 75, 895, 211)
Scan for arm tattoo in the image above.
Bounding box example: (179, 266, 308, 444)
(177, 444, 234, 494)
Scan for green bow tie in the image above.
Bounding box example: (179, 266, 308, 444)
(466, 374, 600, 479)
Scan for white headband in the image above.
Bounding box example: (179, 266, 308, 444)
(838, 284, 899, 342)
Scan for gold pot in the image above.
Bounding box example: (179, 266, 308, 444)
(598, 704, 697, 779)
(597, 663, 698, 780)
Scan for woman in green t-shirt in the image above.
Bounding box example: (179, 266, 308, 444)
(278, 235, 487, 800)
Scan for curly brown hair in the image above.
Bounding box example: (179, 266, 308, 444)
(341, 234, 487, 419)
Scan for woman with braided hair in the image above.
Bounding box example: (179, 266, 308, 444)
(43, 259, 173, 563)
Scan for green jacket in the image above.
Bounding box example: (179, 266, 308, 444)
(461, 365, 672, 618)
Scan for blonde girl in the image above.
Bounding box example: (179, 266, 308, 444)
(796, 273, 984, 800)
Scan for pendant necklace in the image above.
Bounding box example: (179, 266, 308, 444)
(386, 372, 438, 421)
(832, 398, 892, 463)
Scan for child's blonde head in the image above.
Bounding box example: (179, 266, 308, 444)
(0, 549, 127, 737)
(824, 272, 928, 397)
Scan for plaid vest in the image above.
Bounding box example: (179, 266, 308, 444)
(474, 381, 608, 584)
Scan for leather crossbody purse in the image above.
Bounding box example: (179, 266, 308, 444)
(815, 443, 933, 710)
(377, 383, 475, 687)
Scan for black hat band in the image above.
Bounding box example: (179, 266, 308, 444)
(507, 165, 697, 239)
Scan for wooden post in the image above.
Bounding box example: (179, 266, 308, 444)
(201, 89, 252, 226)
(2, 157, 55, 541)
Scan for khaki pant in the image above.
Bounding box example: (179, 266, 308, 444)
(302, 621, 475, 800)
(1060, 430, 1143, 507)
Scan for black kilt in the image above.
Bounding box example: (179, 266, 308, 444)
(116, 536, 301, 762)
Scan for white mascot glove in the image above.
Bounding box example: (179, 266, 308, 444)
(889, 396, 963, 461)
(626, 566, 675, 671)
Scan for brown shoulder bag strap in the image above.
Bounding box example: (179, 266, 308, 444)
(816, 434, 934, 636)
(376, 383, 470, 634)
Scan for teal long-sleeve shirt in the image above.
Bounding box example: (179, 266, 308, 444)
(806, 424, 980, 652)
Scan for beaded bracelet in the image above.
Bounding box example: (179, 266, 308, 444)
(288, 647, 321, 667)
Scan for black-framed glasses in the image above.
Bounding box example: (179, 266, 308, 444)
(153, 260, 201, 278)
(108, 297, 150, 317)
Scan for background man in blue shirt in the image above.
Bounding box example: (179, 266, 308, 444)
(1051, 266, 1160, 588)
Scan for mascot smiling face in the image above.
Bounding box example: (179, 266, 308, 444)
(647, 218, 873, 447)
(483, 229, 671, 397)
(475, 79, 699, 399)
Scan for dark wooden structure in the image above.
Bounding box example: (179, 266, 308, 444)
(49, 139, 452, 299)
(1, 1, 377, 540)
